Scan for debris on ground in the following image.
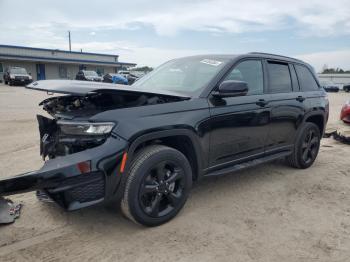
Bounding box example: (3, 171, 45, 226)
(0, 197, 22, 225)
(324, 123, 350, 145)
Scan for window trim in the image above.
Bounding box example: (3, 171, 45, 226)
(212, 58, 265, 96)
(289, 64, 300, 92)
(265, 59, 293, 94)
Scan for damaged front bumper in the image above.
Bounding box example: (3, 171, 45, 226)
(0, 136, 128, 211)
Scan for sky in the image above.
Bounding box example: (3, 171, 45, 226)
(0, 0, 350, 71)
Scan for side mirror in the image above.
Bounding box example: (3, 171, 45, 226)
(212, 80, 248, 98)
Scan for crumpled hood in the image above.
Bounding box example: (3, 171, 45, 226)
(26, 80, 190, 98)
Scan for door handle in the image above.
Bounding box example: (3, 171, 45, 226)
(256, 99, 269, 107)
(296, 96, 305, 102)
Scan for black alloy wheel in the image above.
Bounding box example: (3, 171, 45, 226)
(139, 161, 185, 218)
(287, 122, 321, 169)
(121, 145, 192, 226)
(301, 129, 320, 165)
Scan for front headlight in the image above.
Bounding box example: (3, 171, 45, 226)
(58, 121, 115, 136)
(10, 74, 15, 79)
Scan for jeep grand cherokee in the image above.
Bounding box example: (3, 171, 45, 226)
(0, 53, 328, 226)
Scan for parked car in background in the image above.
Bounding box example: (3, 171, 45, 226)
(320, 81, 340, 92)
(343, 84, 350, 92)
(0, 53, 328, 227)
(3, 67, 33, 86)
(118, 70, 139, 85)
(341, 101, 350, 124)
(103, 73, 128, 85)
(75, 70, 103, 82)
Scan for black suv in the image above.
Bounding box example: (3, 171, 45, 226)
(3, 67, 33, 86)
(75, 70, 103, 82)
(0, 53, 328, 227)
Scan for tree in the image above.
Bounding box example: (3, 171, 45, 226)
(321, 67, 350, 74)
(131, 66, 153, 73)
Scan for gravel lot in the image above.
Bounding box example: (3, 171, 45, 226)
(0, 84, 350, 262)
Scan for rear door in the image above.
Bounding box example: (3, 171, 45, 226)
(208, 59, 271, 169)
(264, 60, 305, 153)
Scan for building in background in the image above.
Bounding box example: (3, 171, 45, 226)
(318, 74, 350, 89)
(0, 45, 136, 82)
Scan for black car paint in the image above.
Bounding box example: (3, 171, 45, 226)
(0, 53, 328, 211)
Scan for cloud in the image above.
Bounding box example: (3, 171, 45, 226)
(296, 50, 350, 72)
(0, 0, 349, 68)
(1, 0, 350, 37)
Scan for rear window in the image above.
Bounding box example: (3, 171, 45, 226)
(294, 65, 319, 91)
(267, 62, 292, 93)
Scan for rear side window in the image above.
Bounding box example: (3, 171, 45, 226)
(294, 64, 319, 91)
(224, 60, 264, 95)
(267, 62, 292, 93)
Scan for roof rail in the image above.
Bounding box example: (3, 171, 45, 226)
(248, 52, 303, 62)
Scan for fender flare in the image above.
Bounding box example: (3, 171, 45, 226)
(125, 128, 205, 180)
(301, 110, 327, 134)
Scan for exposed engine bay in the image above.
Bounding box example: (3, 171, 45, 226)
(38, 91, 185, 159)
(41, 91, 181, 119)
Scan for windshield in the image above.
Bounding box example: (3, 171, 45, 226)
(84, 71, 98, 77)
(132, 57, 229, 94)
(10, 68, 27, 74)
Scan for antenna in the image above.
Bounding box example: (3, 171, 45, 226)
(68, 31, 71, 52)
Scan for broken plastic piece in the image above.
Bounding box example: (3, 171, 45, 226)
(0, 197, 22, 224)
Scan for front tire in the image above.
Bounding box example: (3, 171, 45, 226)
(287, 122, 321, 169)
(121, 145, 192, 226)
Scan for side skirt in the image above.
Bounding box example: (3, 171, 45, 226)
(204, 151, 292, 177)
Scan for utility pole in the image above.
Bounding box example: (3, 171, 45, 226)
(68, 31, 71, 52)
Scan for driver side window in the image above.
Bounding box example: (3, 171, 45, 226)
(224, 60, 264, 95)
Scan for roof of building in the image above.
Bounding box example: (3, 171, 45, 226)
(0, 44, 118, 58)
(0, 44, 136, 67)
(318, 74, 350, 78)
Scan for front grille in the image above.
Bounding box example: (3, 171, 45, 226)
(62, 172, 105, 203)
(67, 178, 105, 203)
(15, 76, 28, 80)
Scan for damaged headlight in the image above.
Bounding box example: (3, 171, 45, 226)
(58, 121, 115, 136)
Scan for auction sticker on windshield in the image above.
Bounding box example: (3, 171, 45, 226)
(200, 59, 223, 66)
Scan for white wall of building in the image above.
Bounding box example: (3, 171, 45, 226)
(318, 74, 350, 89)
(0, 60, 118, 81)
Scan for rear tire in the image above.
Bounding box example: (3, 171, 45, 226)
(121, 145, 192, 227)
(287, 123, 321, 169)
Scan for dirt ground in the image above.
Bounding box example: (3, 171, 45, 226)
(0, 84, 350, 262)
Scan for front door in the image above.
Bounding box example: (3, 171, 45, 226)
(208, 59, 271, 169)
(36, 64, 46, 80)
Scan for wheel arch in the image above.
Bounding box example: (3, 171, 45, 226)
(303, 111, 326, 135)
(126, 129, 205, 181)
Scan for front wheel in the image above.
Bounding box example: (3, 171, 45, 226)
(121, 145, 192, 227)
(287, 123, 321, 169)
